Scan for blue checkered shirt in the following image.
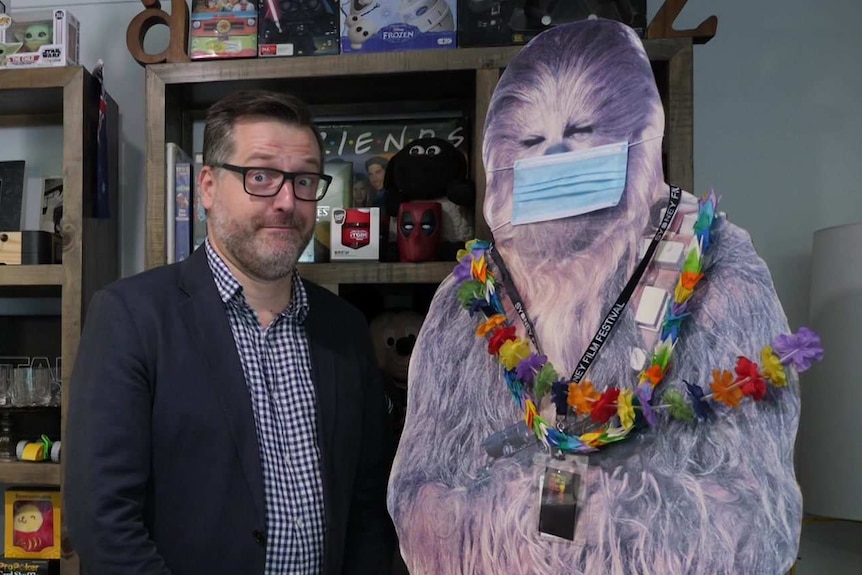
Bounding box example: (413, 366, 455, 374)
(205, 239, 325, 574)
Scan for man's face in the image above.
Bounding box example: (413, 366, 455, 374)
(200, 117, 319, 281)
(368, 163, 386, 191)
(353, 180, 371, 206)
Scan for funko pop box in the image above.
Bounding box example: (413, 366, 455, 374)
(457, 0, 647, 48)
(259, 0, 339, 57)
(341, 0, 457, 54)
(0, 9, 79, 68)
(330, 207, 380, 261)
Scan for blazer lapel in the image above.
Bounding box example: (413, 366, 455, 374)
(178, 247, 265, 524)
(304, 288, 337, 526)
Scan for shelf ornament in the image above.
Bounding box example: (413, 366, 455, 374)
(126, 0, 190, 66)
(647, 0, 718, 44)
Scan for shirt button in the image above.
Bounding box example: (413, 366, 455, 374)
(295, 517, 303, 528)
(252, 530, 266, 546)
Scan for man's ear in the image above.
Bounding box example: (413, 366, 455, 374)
(199, 165, 218, 211)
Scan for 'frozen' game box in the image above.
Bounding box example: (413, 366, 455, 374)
(341, 0, 456, 53)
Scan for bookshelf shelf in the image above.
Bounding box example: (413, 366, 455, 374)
(298, 262, 453, 285)
(0, 460, 61, 486)
(0, 66, 120, 575)
(145, 40, 694, 280)
(0, 265, 64, 286)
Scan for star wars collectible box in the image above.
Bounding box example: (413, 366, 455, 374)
(190, 0, 258, 60)
(259, 0, 339, 57)
(458, 0, 647, 48)
(0, 9, 79, 68)
(340, 0, 457, 53)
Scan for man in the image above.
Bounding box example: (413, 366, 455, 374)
(364, 156, 388, 201)
(64, 90, 393, 575)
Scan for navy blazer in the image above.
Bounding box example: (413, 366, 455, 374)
(64, 246, 393, 575)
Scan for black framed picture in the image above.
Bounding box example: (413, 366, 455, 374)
(0, 161, 26, 231)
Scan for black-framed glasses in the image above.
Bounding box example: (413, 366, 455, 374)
(214, 163, 331, 201)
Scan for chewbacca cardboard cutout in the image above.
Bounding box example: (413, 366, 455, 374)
(387, 20, 804, 575)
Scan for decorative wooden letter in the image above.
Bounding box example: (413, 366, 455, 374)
(126, 0, 190, 66)
(647, 0, 718, 45)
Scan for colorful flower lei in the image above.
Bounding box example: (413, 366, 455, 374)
(454, 192, 824, 454)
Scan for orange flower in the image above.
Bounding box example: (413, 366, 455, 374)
(471, 257, 487, 283)
(524, 399, 538, 429)
(475, 314, 506, 337)
(567, 381, 600, 415)
(643, 364, 664, 386)
(710, 369, 743, 408)
(680, 271, 704, 290)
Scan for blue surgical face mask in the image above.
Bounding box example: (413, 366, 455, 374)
(510, 140, 629, 226)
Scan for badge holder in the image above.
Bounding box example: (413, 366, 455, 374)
(533, 452, 588, 544)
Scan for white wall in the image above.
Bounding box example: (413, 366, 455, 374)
(2, 0, 861, 572)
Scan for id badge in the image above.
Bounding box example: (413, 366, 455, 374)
(534, 453, 588, 543)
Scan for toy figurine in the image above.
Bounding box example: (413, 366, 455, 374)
(0, 41, 22, 64)
(18, 22, 52, 52)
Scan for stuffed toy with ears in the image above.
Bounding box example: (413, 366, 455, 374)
(383, 137, 475, 260)
(369, 309, 425, 442)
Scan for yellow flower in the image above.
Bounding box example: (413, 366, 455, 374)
(617, 389, 635, 430)
(568, 381, 600, 415)
(674, 282, 694, 303)
(476, 314, 506, 337)
(761, 345, 788, 387)
(580, 431, 604, 446)
(499, 338, 531, 370)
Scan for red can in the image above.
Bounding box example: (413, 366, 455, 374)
(342, 209, 372, 250)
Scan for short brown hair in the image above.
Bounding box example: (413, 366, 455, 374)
(202, 89, 324, 168)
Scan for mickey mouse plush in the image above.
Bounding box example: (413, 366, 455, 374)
(384, 137, 475, 261)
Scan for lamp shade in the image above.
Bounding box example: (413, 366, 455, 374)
(797, 221, 862, 521)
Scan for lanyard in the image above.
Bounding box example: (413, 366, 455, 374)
(491, 185, 681, 383)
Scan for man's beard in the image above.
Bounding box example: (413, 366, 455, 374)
(209, 206, 313, 281)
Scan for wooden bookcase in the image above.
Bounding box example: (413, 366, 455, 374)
(144, 39, 693, 283)
(0, 66, 120, 574)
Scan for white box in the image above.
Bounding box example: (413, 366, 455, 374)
(330, 207, 380, 261)
(635, 286, 669, 331)
(0, 9, 79, 68)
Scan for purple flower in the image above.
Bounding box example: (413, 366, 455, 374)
(516, 353, 546, 386)
(635, 384, 657, 426)
(684, 380, 713, 421)
(454, 258, 473, 283)
(671, 300, 690, 317)
(772, 327, 824, 372)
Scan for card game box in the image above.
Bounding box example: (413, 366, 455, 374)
(457, 0, 647, 48)
(341, 0, 457, 54)
(0, 559, 55, 575)
(190, 0, 258, 60)
(259, 0, 339, 57)
(0, 9, 79, 68)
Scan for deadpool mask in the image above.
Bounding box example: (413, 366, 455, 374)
(398, 201, 442, 262)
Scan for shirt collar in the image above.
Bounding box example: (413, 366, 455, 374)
(204, 238, 309, 323)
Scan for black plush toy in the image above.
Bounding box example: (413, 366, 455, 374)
(384, 137, 475, 261)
